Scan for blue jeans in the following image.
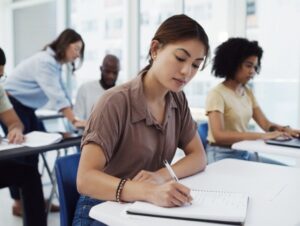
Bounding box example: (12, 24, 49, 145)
(73, 195, 106, 226)
(206, 144, 286, 165)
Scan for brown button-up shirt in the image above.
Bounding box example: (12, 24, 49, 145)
(81, 74, 197, 179)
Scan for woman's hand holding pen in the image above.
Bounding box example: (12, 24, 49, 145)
(132, 165, 193, 207)
(145, 181, 192, 207)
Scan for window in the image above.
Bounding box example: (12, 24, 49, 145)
(139, 0, 182, 69)
(69, 0, 127, 98)
(184, 0, 233, 110)
(246, 0, 300, 128)
(139, 0, 235, 117)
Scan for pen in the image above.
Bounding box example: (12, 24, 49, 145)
(163, 159, 179, 182)
(163, 159, 192, 205)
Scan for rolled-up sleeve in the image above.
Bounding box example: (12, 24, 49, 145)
(81, 92, 126, 163)
(0, 86, 12, 113)
(205, 90, 224, 115)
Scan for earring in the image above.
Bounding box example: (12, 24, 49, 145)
(152, 55, 156, 60)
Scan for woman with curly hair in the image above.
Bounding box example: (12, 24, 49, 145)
(205, 37, 300, 163)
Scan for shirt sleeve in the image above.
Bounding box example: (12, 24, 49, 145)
(205, 90, 225, 115)
(81, 92, 126, 163)
(246, 87, 259, 109)
(34, 58, 71, 111)
(0, 86, 12, 113)
(177, 92, 197, 150)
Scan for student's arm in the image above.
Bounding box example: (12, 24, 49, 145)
(0, 109, 24, 143)
(77, 143, 192, 207)
(253, 107, 300, 137)
(208, 111, 283, 145)
(60, 106, 86, 128)
(171, 132, 206, 178)
(253, 106, 278, 131)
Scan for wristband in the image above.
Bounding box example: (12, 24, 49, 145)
(269, 125, 290, 132)
(116, 178, 128, 203)
(268, 125, 276, 132)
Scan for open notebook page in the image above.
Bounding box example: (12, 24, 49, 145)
(126, 190, 249, 225)
(0, 131, 62, 150)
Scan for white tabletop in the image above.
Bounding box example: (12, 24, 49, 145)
(89, 159, 300, 226)
(232, 139, 300, 162)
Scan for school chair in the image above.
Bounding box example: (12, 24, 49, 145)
(197, 122, 208, 149)
(55, 153, 80, 226)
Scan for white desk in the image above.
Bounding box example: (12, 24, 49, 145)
(232, 140, 300, 166)
(89, 159, 300, 226)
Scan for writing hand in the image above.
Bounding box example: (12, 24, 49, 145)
(146, 181, 192, 207)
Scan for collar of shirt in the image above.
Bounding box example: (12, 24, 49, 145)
(130, 73, 178, 125)
(45, 46, 56, 58)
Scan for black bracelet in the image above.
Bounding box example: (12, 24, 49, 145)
(268, 125, 277, 132)
(116, 179, 127, 203)
(269, 125, 290, 132)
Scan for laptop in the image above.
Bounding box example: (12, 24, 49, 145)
(265, 137, 300, 149)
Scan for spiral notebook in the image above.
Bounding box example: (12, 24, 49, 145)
(126, 190, 249, 225)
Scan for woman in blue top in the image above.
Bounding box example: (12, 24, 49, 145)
(3, 28, 86, 216)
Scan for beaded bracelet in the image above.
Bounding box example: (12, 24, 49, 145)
(116, 178, 128, 203)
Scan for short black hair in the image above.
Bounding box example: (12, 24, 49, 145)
(211, 38, 263, 79)
(0, 48, 6, 66)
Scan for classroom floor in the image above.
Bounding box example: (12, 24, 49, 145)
(0, 188, 60, 226)
(0, 149, 64, 226)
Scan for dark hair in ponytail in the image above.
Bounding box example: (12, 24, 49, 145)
(140, 14, 210, 73)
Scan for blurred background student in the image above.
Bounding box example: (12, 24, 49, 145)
(0, 47, 46, 226)
(2, 28, 86, 216)
(205, 37, 300, 164)
(74, 54, 120, 120)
